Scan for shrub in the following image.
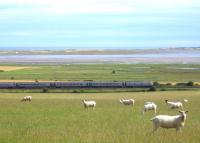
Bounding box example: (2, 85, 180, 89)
(10, 77, 14, 80)
(73, 90, 78, 93)
(42, 88, 48, 93)
(176, 82, 185, 86)
(148, 86, 156, 92)
(166, 83, 172, 86)
(186, 81, 194, 86)
(0, 70, 4, 72)
(112, 70, 116, 74)
(153, 81, 159, 86)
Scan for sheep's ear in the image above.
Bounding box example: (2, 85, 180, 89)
(179, 110, 182, 113)
(185, 111, 189, 113)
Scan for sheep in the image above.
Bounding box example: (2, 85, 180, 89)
(142, 102, 157, 115)
(119, 98, 135, 106)
(165, 100, 183, 110)
(183, 99, 188, 103)
(151, 110, 188, 132)
(21, 96, 32, 102)
(82, 100, 96, 109)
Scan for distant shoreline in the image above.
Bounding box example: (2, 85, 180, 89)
(0, 47, 200, 64)
(0, 47, 200, 55)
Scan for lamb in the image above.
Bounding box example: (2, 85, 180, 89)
(119, 98, 135, 106)
(21, 96, 32, 102)
(165, 100, 183, 110)
(151, 110, 188, 132)
(82, 100, 96, 109)
(142, 102, 157, 115)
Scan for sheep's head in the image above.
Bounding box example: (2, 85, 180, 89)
(179, 110, 188, 121)
(165, 100, 168, 103)
(179, 110, 188, 114)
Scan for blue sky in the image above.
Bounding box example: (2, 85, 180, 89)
(0, 0, 200, 50)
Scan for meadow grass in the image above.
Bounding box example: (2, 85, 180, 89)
(0, 91, 199, 143)
(0, 64, 200, 82)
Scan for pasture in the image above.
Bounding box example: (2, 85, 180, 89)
(0, 64, 200, 82)
(0, 91, 199, 143)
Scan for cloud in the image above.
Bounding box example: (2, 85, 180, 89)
(0, 0, 199, 48)
(0, 0, 199, 17)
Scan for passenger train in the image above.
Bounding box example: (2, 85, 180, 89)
(0, 81, 153, 89)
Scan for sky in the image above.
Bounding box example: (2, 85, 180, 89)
(0, 0, 200, 50)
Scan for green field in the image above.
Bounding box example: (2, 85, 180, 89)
(0, 91, 199, 143)
(0, 64, 200, 82)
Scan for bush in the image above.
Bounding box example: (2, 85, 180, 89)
(10, 77, 14, 80)
(153, 81, 159, 86)
(0, 70, 4, 72)
(42, 88, 48, 93)
(176, 82, 185, 86)
(148, 86, 156, 92)
(166, 83, 172, 86)
(112, 70, 116, 74)
(186, 81, 194, 86)
(73, 90, 78, 93)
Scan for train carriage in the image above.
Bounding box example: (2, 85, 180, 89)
(125, 81, 153, 88)
(16, 82, 51, 88)
(89, 82, 123, 88)
(0, 82, 16, 88)
(55, 82, 88, 88)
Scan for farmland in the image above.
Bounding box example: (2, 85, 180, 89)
(0, 64, 200, 82)
(0, 91, 199, 143)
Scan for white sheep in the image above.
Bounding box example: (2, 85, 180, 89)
(21, 96, 32, 102)
(165, 100, 183, 110)
(183, 99, 188, 103)
(119, 98, 135, 106)
(151, 110, 188, 132)
(82, 100, 96, 109)
(142, 102, 157, 115)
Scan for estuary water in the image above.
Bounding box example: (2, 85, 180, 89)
(0, 52, 200, 64)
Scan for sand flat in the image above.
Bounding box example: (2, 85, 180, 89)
(0, 66, 34, 71)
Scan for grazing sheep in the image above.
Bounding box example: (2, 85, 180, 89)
(82, 100, 96, 109)
(119, 98, 135, 106)
(165, 100, 183, 110)
(151, 110, 188, 132)
(142, 102, 157, 115)
(21, 96, 32, 102)
(183, 99, 188, 103)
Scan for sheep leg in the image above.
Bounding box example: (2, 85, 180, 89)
(176, 127, 181, 132)
(141, 110, 145, 115)
(152, 123, 159, 132)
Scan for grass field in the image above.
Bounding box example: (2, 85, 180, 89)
(0, 91, 199, 143)
(0, 64, 200, 82)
